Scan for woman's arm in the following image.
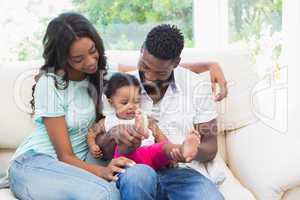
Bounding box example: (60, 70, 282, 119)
(44, 117, 106, 176)
(44, 117, 134, 181)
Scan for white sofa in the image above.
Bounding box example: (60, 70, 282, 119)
(0, 50, 299, 200)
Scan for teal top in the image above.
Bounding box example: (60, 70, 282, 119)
(12, 73, 96, 161)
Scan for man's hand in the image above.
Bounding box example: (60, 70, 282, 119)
(108, 124, 142, 148)
(180, 62, 228, 101)
(108, 111, 149, 154)
(209, 63, 228, 101)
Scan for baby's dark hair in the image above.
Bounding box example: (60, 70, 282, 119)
(104, 73, 141, 99)
(145, 24, 184, 60)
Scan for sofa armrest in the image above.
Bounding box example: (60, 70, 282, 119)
(226, 122, 300, 200)
(0, 149, 15, 172)
(219, 164, 257, 200)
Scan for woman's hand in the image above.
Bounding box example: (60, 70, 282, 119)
(209, 63, 228, 101)
(100, 157, 136, 181)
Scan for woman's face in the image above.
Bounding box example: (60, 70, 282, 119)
(68, 37, 99, 77)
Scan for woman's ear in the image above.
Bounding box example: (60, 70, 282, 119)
(140, 43, 145, 53)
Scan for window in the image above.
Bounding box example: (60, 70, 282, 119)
(0, 0, 74, 62)
(228, 0, 282, 44)
(75, 0, 194, 50)
(0, 0, 284, 62)
(0, 0, 193, 62)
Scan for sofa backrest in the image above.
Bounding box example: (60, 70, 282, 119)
(0, 50, 259, 149)
(109, 49, 261, 132)
(0, 61, 40, 148)
(185, 50, 260, 132)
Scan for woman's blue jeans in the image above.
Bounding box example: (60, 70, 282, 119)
(8, 150, 120, 200)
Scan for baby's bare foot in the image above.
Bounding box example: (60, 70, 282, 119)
(181, 130, 201, 162)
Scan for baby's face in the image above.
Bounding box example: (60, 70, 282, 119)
(110, 85, 141, 119)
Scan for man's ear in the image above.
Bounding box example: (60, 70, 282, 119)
(173, 57, 181, 68)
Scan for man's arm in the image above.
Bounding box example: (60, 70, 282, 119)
(194, 118, 218, 163)
(179, 62, 214, 73)
(118, 62, 227, 101)
(118, 62, 214, 73)
(181, 62, 228, 101)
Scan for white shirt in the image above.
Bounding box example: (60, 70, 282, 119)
(133, 67, 218, 143)
(104, 113, 155, 146)
(103, 67, 225, 185)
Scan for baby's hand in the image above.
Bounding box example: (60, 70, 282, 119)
(168, 160, 179, 168)
(90, 144, 103, 159)
(134, 109, 149, 139)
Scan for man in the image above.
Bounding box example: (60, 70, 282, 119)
(96, 24, 225, 200)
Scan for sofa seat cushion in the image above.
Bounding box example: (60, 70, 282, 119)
(0, 189, 16, 200)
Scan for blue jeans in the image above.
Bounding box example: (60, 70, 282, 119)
(117, 164, 224, 200)
(156, 167, 225, 200)
(8, 150, 120, 200)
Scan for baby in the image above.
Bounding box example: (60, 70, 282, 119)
(87, 73, 201, 170)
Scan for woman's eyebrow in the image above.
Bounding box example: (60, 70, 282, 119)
(71, 55, 83, 59)
(70, 43, 95, 59)
(89, 43, 95, 50)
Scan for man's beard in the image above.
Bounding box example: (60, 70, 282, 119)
(139, 71, 173, 94)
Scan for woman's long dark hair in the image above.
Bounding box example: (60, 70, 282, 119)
(30, 12, 106, 121)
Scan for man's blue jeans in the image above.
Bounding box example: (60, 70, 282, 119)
(117, 164, 225, 200)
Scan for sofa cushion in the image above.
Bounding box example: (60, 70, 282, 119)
(180, 49, 260, 132)
(226, 121, 300, 200)
(0, 61, 39, 148)
(0, 149, 15, 172)
(219, 162, 257, 200)
(0, 189, 16, 200)
(283, 186, 300, 200)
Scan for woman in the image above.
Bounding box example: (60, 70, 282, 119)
(8, 12, 149, 200)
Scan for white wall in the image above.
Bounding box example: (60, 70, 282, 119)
(282, 0, 300, 132)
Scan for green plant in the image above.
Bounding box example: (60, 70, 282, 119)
(72, 0, 193, 50)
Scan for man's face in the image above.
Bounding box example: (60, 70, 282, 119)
(137, 48, 179, 84)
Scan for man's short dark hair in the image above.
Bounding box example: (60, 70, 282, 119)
(145, 24, 184, 60)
